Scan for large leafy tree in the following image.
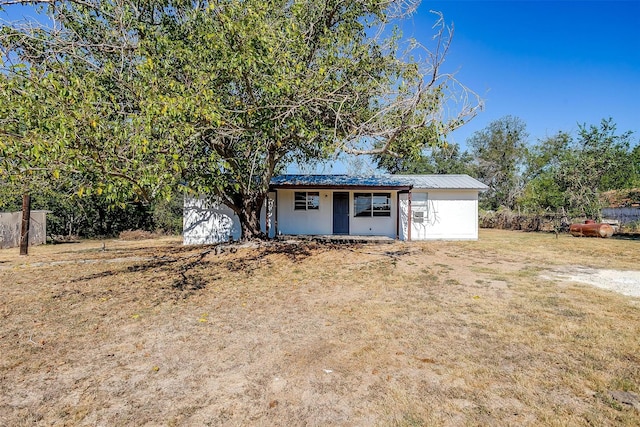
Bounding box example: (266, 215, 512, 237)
(519, 131, 572, 212)
(468, 116, 528, 210)
(521, 119, 637, 219)
(0, 0, 480, 239)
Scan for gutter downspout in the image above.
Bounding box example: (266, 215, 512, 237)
(396, 192, 400, 240)
(274, 189, 279, 237)
(265, 192, 271, 239)
(407, 190, 412, 242)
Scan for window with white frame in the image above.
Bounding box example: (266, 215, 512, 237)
(354, 192, 391, 217)
(294, 191, 320, 210)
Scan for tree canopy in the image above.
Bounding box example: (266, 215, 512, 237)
(375, 142, 474, 175)
(0, 0, 481, 239)
(468, 115, 528, 210)
(521, 118, 638, 219)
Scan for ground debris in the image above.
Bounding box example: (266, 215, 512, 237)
(383, 249, 412, 258)
(608, 390, 640, 411)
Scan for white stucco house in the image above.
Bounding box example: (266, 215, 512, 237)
(183, 174, 488, 244)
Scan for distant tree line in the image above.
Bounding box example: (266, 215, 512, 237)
(0, 181, 183, 238)
(376, 116, 640, 221)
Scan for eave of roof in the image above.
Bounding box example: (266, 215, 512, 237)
(269, 175, 412, 190)
(271, 184, 413, 191)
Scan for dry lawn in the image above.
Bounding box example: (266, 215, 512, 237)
(1, 230, 639, 426)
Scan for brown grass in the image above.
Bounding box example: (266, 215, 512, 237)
(119, 229, 165, 240)
(1, 230, 639, 426)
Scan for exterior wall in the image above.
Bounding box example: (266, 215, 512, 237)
(275, 189, 333, 235)
(183, 196, 274, 245)
(399, 190, 479, 240)
(0, 211, 48, 249)
(275, 189, 398, 238)
(184, 188, 481, 243)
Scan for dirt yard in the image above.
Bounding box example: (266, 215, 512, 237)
(1, 230, 639, 426)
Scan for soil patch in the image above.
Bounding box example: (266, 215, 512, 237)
(545, 267, 640, 297)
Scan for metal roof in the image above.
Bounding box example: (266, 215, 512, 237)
(270, 174, 487, 191)
(390, 174, 489, 190)
(269, 175, 410, 190)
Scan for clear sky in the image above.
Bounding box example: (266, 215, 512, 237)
(410, 0, 640, 148)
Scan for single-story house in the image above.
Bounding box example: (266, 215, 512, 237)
(183, 174, 488, 244)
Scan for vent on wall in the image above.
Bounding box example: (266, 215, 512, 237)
(413, 211, 424, 223)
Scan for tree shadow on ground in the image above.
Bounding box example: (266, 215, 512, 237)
(69, 240, 350, 298)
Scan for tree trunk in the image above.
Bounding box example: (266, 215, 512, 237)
(20, 194, 31, 256)
(235, 194, 267, 240)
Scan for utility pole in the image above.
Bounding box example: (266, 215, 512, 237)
(19, 194, 31, 256)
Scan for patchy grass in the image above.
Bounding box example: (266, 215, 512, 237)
(1, 230, 639, 426)
(118, 229, 167, 240)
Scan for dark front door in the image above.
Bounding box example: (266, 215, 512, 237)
(333, 192, 349, 235)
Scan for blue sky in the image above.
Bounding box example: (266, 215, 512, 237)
(409, 0, 640, 149)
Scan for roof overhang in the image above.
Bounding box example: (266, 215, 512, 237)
(269, 174, 413, 192)
(270, 184, 412, 191)
(269, 174, 488, 192)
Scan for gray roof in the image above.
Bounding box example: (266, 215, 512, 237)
(390, 174, 488, 190)
(270, 174, 487, 191)
(270, 175, 409, 189)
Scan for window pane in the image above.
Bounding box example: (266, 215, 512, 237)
(372, 193, 391, 216)
(354, 193, 372, 217)
(412, 192, 428, 210)
(294, 192, 307, 210)
(411, 192, 428, 219)
(307, 192, 320, 210)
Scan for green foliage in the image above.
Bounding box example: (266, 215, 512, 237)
(468, 116, 528, 210)
(521, 118, 638, 219)
(0, 178, 182, 237)
(632, 145, 640, 186)
(376, 142, 474, 175)
(152, 197, 184, 235)
(519, 131, 572, 212)
(1, 0, 479, 239)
